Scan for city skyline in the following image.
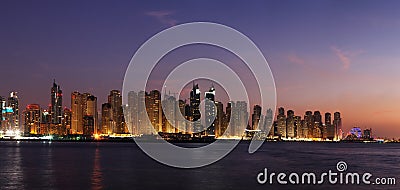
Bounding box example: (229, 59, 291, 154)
(1, 1, 400, 137)
(0, 80, 377, 141)
(0, 79, 390, 139)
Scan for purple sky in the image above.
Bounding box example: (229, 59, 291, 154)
(1, 0, 400, 138)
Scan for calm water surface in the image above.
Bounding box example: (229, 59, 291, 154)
(0, 141, 399, 190)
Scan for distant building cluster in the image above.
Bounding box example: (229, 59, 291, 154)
(269, 107, 343, 140)
(1, 80, 354, 141)
(125, 83, 257, 138)
(0, 80, 127, 137)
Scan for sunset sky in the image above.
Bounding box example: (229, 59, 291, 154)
(1, 0, 400, 137)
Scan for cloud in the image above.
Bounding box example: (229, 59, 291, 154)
(287, 54, 305, 65)
(146, 10, 177, 26)
(331, 46, 363, 71)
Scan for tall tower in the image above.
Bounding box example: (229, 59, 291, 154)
(101, 103, 112, 134)
(8, 92, 19, 131)
(251, 105, 262, 130)
(276, 107, 286, 138)
(127, 91, 138, 135)
(286, 110, 295, 138)
(71, 91, 83, 134)
(204, 86, 216, 136)
(108, 90, 126, 134)
(304, 111, 314, 138)
(325, 112, 334, 140)
(214, 101, 224, 137)
(333, 112, 342, 140)
(313, 111, 322, 138)
(265, 108, 273, 133)
(51, 80, 63, 124)
(85, 95, 98, 135)
(190, 83, 201, 133)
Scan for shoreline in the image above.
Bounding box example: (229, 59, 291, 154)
(0, 138, 396, 143)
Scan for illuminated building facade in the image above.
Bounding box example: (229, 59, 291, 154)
(23, 104, 41, 135)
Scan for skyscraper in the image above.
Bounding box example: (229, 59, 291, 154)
(8, 92, 19, 130)
(235, 101, 248, 137)
(304, 111, 313, 138)
(108, 90, 126, 134)
(50, 80, 63, 124)
(63, 108, 72, 134)
(149, 90, 162, 133)
(276, 107, 286, 138)
(204, 86, 216, 136)
(333, 112, 342, 140)
(251, 105, 262, 130)
(162, 93, 177, 133)
(190, 83, 201, 133)
(313, 111, 322, 138)
(23, 104, 41, 135)
(214, 101, 224, 137)
(265, 108, 273, 134)
(127, 91, 138, 135)
(1, 92, 20, 133)
(325, 112, 335, 140)
(101, 103, 113, 134)
(71, 91, 98, 135)
(286, 110, 295, 138)
(84, 95, 99, 134)
(294, 116, 302, 138)
(71, 91, 84, 134)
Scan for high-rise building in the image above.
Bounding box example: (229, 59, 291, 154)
(325, 112, 335, 140)
(190, 83, 201, 133)
(107, 90, 126, 134)
(71, 91, 98, 135)
(101, 103, 113, 134)
(251, 105, 262, 130)
(265, 108, 273, 134)
(313, 111, 322, 138)
(204, 86, 216, 136)
(23, 104, 41, 135)
(225, 102, 232, 136)
(127, 91, 138, 135)
(333, 112, 342, 140)
(63, 108, 72, 134)
(162, 93, 177, 133)
(304, 111, 313, 138)
(177, 99, 186, 133)
(86, 95, 98, 134)
(214, 101, 224, 137)
(294, 116, 302, 138)
(137, 90, 152, 135)
(276, 107, 286, 138)
(71, 91, 84, 134)
(143, 90, 161, 133)
(50, 80, 63, 124)
(235, 101, 248, 137)
(286, 110, 295, 138)
(8, 92, 19, 130)
(1, 92, 19, 132)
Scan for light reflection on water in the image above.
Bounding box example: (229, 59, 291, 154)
(0, 141, 399, 190)
(1, 143, 24, 189)
(91, 147, 103, 190)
